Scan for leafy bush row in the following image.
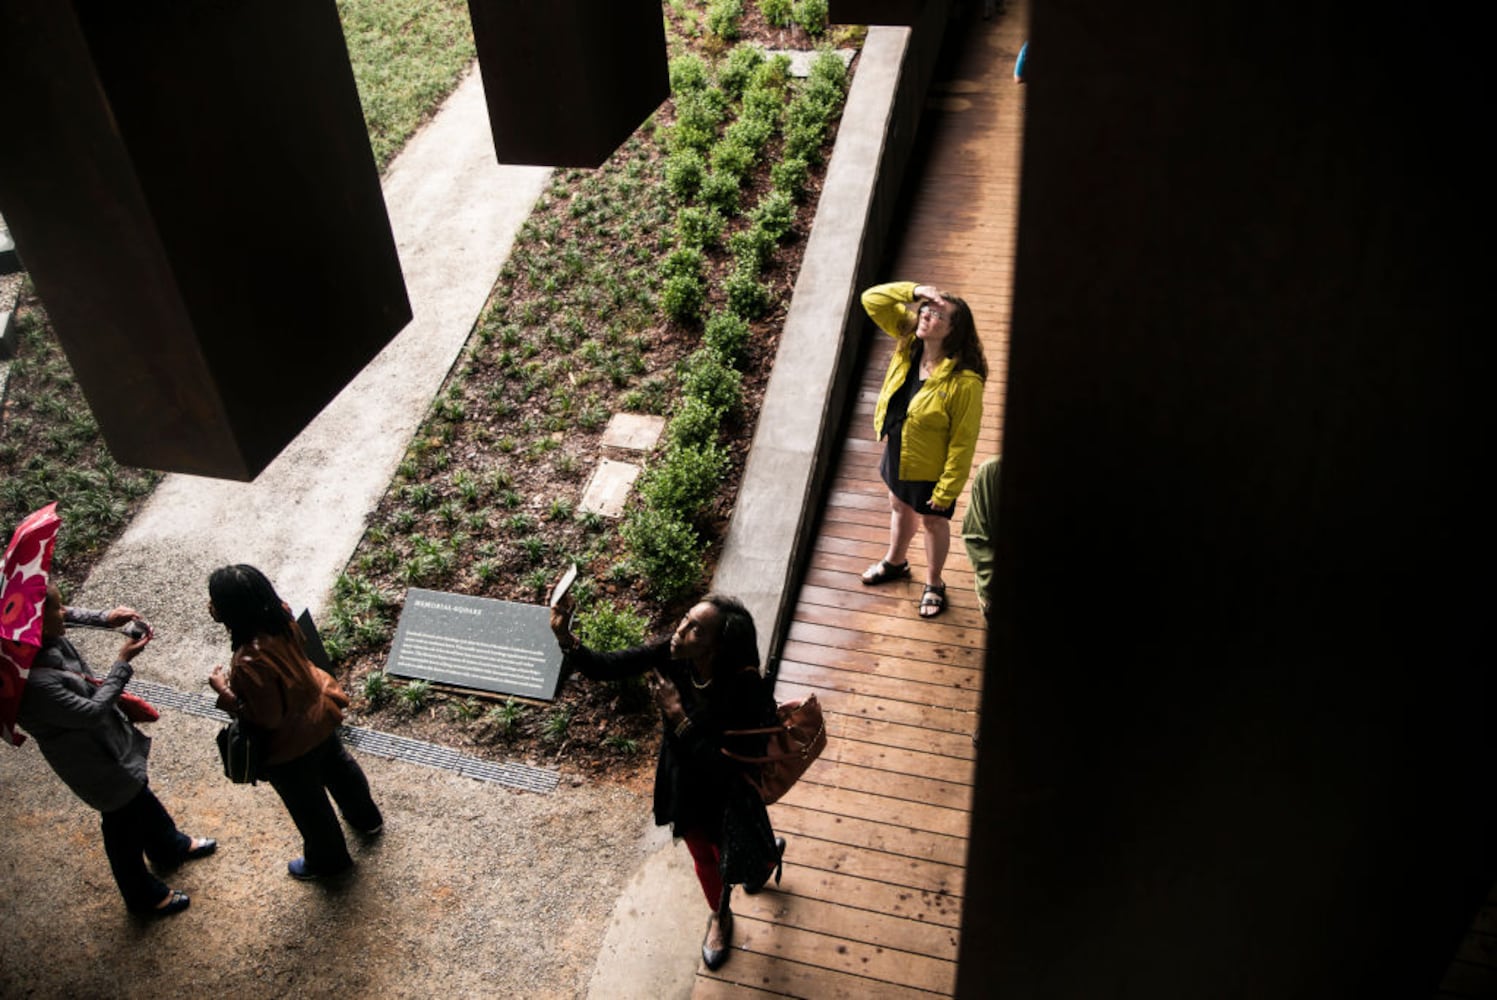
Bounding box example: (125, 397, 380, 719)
(623, 44, 849, 601)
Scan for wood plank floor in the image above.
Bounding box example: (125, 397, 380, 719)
(694, 6, 1026, 995)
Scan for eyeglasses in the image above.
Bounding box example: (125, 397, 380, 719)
(918, 302, 946, 319)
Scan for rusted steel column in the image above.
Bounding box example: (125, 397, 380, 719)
(466, 0, 668, 168)
(0, 0, 410, 480)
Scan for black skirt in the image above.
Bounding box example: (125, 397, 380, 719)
(880, 420, 953, 519)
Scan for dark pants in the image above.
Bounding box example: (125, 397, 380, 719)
(264, 734, 381, 874)
(100, 783, 190, 911)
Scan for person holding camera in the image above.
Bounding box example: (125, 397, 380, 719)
(207, 564, 382, 881)
(17, 584, 217, 917)
(551, 592, 785, 971)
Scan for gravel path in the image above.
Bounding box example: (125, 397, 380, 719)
(0, 697, 657, 998)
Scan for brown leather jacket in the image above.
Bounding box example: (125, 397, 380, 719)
(215, 628, 347, 765)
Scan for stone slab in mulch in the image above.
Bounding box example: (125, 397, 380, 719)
(599, 412, 665, 452)
(579, 458, 640, 518)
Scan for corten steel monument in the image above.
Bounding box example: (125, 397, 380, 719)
(0, 0, 411, 480)
(465, 0, 669, 168)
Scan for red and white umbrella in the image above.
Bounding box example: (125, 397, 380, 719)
(1, 503, 61, 747)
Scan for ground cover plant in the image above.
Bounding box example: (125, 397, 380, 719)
(336, 0, 476, 171)
(325, 6, 864, 775)
(0, 305, 160, 595)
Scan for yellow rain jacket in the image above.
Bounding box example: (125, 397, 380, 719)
(862, 281, 985, 509)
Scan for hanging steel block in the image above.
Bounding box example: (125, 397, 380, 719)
(0, 0, 411, 480)
(466, 0, 669, 167)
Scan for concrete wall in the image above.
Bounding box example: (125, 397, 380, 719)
(957, 2, 1493, 996)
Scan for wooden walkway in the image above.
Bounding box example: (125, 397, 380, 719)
(695, 6, 1026, 996)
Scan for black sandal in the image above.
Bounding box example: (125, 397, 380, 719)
(861, 559, 910, 586)
(919, 584, 947, 619)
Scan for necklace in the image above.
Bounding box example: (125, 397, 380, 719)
(690, 668, 713, 690)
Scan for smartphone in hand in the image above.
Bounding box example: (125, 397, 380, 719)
(550, 562, 579, 608)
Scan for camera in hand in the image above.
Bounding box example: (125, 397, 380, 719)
(121, 619, 150, 639)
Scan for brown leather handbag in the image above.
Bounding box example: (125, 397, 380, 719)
(720, 694, 828, 804)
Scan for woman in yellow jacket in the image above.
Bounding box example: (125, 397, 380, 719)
(859, 281, 986, 617)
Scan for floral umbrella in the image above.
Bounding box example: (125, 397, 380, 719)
(1, 503, 61, 747)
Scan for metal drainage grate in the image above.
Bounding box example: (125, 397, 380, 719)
(129, 679, 560, 794)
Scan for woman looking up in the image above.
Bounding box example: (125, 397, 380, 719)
(858, 281, 987, 618)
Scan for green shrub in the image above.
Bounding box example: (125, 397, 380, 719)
(759, 0, 793, 27)
(621, 507, 704, 602)
(751, 189, 797, 240)
(770, 155, 811, 199)
(661, 246, 705, 282)
(680, 347, 744, 412)
(639, 442, 730, 521)
(669, 53, 710, 93)
(667, 119, 716, 155)
(809, 46, 849, 89)
(667, 396, 726, 449)
(724, 115, 774, 154)
(725, 267, 772, 320)
(749, 53, 793, 92)
(792, 0, 828, 34)
(675, 88, 728, 136)
(801, 75, 844, 117)
(710, 136, 757, 180)
(664, 148, 707, 201)
(783, 117, 826, 163)
(703, 310, 752, 366)
(698, 170, 741, 215)
(575, 600, 651, 652)
(741, 85, 784, 126)
(728, 225, 777, 274)
(718, 42, 765, 97)
(706, 0, 745, 39)
(675, 205, 727, 249)
(661, 272, 707, 324)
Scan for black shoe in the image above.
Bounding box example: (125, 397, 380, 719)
(138, 889, 190, 918)
(701, 910, 733, 971)
(183, 837, 218, 861)
(743, 837, 786, 895)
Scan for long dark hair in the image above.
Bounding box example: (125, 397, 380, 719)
(209, 564, 294, 649)
(939, 294, 988, 380)
(702, 592, 759, 675)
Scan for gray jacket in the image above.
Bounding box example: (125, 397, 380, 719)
(15, 609, 149, 813)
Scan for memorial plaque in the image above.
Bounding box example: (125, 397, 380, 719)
(386, 588, 565, 701)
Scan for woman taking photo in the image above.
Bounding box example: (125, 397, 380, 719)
(859, 281, 987, 618)
(18, 584, 216, 916)
(207, 564, 382, 880)
(551, 592, 784, 971)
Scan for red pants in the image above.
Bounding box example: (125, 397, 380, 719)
(682, 828, 723, 910)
